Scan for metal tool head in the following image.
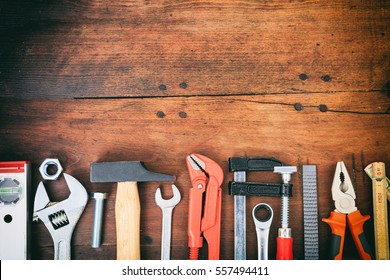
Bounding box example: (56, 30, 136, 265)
(252, 203, 273, 229)
(90, 161, 175, 183)
(274, 166, 297, 184)
(155, 184, 181, 208)
(186, 154, 224, 186)
(33, 173, 88, 260)
(331, 161, 357, 214)
(33, 173, 88, 215)
(33, 173, 88, 230)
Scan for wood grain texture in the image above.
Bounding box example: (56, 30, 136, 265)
(115, 181, 141, 260)
(0, 0, 389, 98)
(0, 92, 388, 259)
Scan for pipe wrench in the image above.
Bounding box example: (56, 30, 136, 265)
(186, 154, 224, 260)
(33, 173, 88, 260)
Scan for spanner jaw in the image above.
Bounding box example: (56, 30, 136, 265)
(155, 184, 181, 207)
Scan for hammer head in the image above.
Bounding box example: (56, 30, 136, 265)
(90, 161, 175, 183)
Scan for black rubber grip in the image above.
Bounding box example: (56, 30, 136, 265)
(229, 182, 292, 197)
(328, 233, 342, 260)
(358, 232, 374, 259)
(229, 157, 286, 172)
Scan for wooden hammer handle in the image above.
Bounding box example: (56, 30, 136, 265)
(115, 181, 140, 260)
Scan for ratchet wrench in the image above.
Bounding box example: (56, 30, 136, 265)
(155, 184, 181, 260)
(252, 203, 273, 260)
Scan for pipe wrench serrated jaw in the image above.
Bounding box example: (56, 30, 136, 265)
(186, 154, 224, 260)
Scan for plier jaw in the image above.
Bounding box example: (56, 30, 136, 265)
(322, 161, 373, 260)
(331, 161, 357, 214)
(186, 154, 224, 260)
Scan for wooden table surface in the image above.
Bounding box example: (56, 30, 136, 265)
(0, 0, 389, 260)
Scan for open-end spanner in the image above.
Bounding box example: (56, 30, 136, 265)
(33, 173, 88, 260)
(155, 184, 181, 260)
(252, 203, 273, 260)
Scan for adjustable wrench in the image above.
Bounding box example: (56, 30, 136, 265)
(33, 173, 88, 260)
(252, 203, 273, 260)
(155, 184, 181, 260)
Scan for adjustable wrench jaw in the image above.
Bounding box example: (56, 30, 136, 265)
(33, 173, 88, 260)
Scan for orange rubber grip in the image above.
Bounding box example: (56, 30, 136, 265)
(276, 237, 293, 260)
(347, 210, 373, 260)
(322, 211, 346, 260)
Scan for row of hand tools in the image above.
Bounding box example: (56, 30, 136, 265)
(0, 155, 388, 260)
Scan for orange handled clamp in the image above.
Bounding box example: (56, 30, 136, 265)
(186, 154, 224, 260)
(322, 162, 373, 260)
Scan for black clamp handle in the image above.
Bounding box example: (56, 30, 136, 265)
(229, 157, 286, 172)
(229, 182, 292, 197)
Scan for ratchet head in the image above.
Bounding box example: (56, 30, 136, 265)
(155, 184, 181, 208)
(331, 161, 357, 214)
(252, 203, 273, 229)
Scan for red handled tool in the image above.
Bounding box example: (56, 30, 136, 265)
(274, 166, 296, 260)
(186, 154, 224, 260)
(322, 161, 373, 260)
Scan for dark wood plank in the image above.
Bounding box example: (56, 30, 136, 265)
(0, 91, 388, 259)
(1, 0, 389, 98)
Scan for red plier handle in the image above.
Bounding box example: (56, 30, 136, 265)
(322, 210, 372, 260)
(186, 154, 224, 260)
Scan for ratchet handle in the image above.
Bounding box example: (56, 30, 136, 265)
(347, 210, 373, 260)
(322, 211, 346, 260)
(276, 237, 293, 260)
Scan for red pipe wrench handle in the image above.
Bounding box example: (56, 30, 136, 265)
(347, 210, 373, 260)
(203, 187, 222, 260)
(276, 237, 293, 260)
(322, 211, 346, 260)
(187, 182, 205, 260)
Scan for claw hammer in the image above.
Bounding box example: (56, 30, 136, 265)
(90, 161, 175, 260)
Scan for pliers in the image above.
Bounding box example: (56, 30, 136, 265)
(186, 154, 224, 260)
(322, 161, 373, 260)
